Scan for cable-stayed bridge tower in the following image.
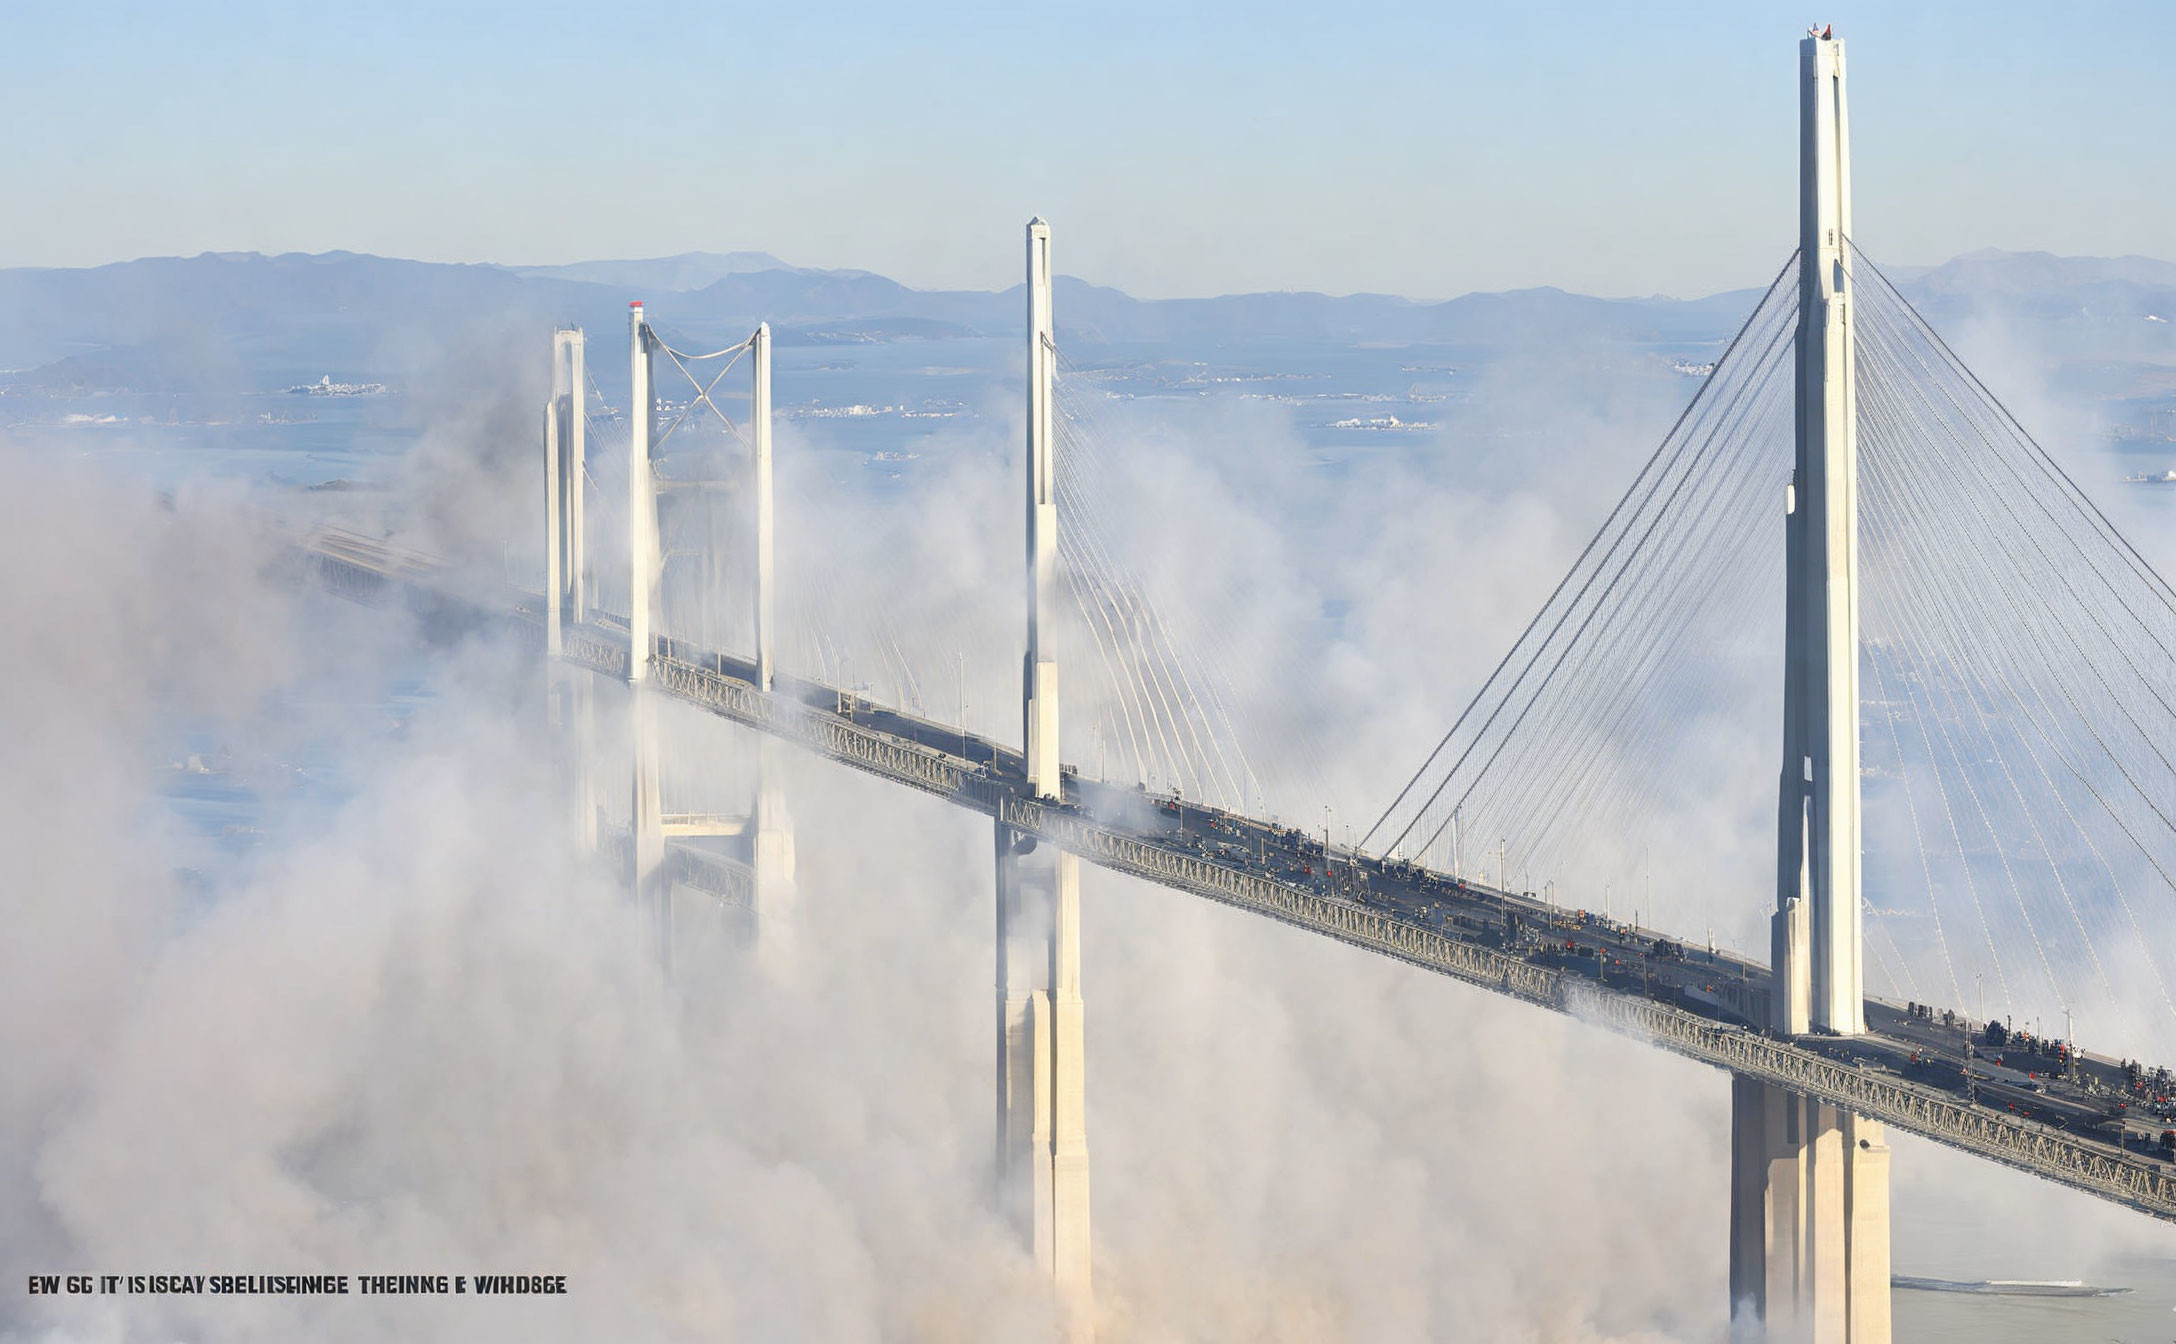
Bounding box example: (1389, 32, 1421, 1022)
(1777, 27, 1865, 1041)
(1733, 30, 1889, 1344)
(996, 217, 1094, 1321)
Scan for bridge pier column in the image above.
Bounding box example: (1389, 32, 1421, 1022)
(995, 822, 1092, 1323)
(750, 740, 796, 975)
(571, 675, 599, 853)
(744, 320, 796, 974)
(548, 328, 600, 855)
(627, 302, 668, 967)
(1730, 1077, 1889, 1343)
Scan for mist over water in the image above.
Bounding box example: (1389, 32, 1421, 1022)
(5, 257, 2176, 1340)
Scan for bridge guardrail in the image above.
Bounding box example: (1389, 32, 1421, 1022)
(1558, 980, 2176, 1220)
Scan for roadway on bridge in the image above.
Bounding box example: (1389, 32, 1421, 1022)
(307, 530, 2176, 1225)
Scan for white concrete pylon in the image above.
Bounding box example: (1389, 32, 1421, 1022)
(549, 328, 589, 629)
(544, 396, 562, 661)
(1046, 843, 1090, 1311)
(753, 321, 776, 694)
(562, 328, 597, 852)
(997, 219, 1091, 1332)
(566, 328, 588, 623)
(746, 320, 795, 973)
(1024, 218, 1060, 801)
(1737, 32, 1888, 1344)
(628, 302, 666, 967)
(549, 329, 600, 853)
(1776, 28, 1865, 1037)
(628, 303, 657, 690)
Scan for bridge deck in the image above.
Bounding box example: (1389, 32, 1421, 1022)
(308, 535, 2176, 1226)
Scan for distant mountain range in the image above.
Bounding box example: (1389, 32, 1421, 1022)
(501, 250, 806, 292)
(2, 246, 2173, 400)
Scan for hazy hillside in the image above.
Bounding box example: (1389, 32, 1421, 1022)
(0, 249, 1769, 393)
(5, 246, 2176, 462)
(503, 250, 799, 292)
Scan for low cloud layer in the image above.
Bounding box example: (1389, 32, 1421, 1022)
(5, 291, 2174, 1344)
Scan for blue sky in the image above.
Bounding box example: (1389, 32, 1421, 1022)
(4, 2, 2169, 299)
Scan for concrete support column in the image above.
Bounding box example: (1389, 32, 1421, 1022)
(544, 397, 563, 662)
(556, 329, 598, 854)
(1047, 845, 1090, 1308)
(995, 826, 1091, 1315)
(1844, 1114, 1891, 1343)
(566, 329, 587, 623)
(751, 737, 796, 976)
(571, 676, 598, 854)
(628, 302, 666, 967)
(1730, 1078, 1890, 1344)
(995, 822, 1051, 1253)
(548, 331, 599, 854)
(550, 328, 589, 628)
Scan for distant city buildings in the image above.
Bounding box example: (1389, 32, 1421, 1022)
(285, 374, 387, 397)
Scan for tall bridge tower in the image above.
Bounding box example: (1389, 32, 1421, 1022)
(627, 303, 669, 964)
(546, 328, 599, 852)
(1777, 27, 1865, 1040)
(748, 322, 797, 974)
(996, 217, 1093, 1323)
(607, 304, 793, 971)
(1733, 31, 1890, 1344)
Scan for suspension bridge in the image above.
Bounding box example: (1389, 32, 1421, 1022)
(306, 33, 2176, 1344)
